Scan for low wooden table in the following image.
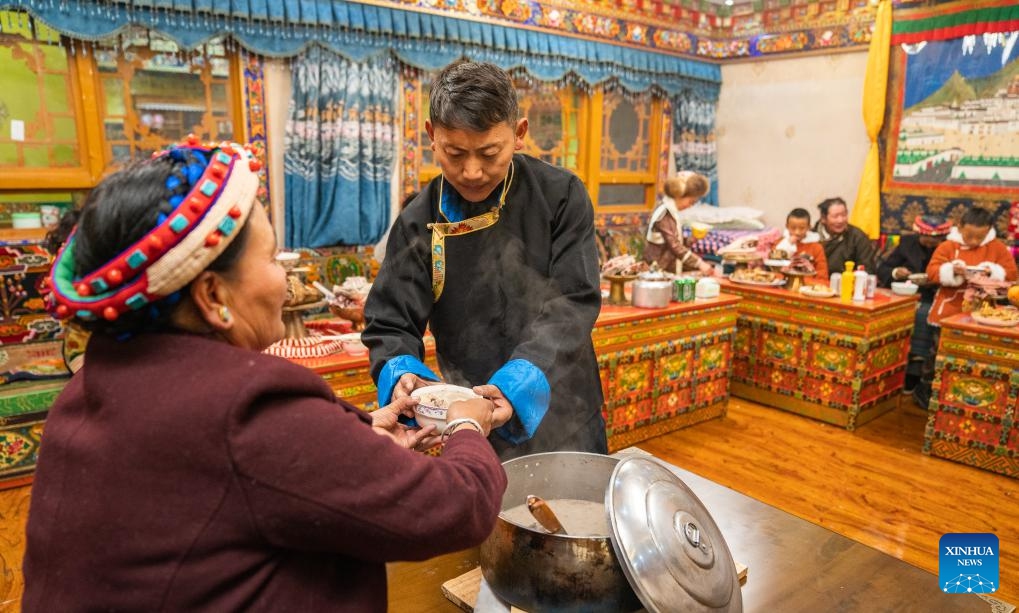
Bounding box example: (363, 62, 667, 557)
(0, 379, 66, 489)
(722, 281, 916, 430)
(924, 313, 1019, 478)
(295, 296, 741, 452)
(387, 450, 995, 612)
(592, 296, 739, 451)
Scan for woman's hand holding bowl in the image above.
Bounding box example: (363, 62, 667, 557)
(447, 397, 496, 437)
(371, 396, 439, 450)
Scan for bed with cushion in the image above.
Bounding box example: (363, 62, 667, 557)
(596, 204, 775, 263)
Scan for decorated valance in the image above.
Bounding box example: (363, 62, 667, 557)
(2, 0, 720, 97)
(891, 0, 1019, 44)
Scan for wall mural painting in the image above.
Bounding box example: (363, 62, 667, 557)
(881, 19, 1019, 247)
(885, 32, 1019, 194)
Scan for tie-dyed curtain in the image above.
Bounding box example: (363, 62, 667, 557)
(672, 94, 719, 205)
(284, 47, 396, 248)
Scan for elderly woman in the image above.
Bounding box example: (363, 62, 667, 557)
(813, 197, 877, 275)
(23, 140, 506, 611)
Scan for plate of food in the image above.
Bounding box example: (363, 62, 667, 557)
(964, 265, 992, 279)
(800, 284, 836, 298)
(970, 305, 1019, 328)
(601, 254, 648, 278)
(730, 268, 785, 286)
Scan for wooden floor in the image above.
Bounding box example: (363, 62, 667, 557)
(1, 397, 1016, 610)
(642, 398, 1019, 606)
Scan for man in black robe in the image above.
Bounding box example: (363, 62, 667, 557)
(363, 60, 607, 459)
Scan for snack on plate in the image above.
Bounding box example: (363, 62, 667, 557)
(731, 268, 780, 284)
(769, 248, 791, 260)
(972, 304, 1019, 326)
(328, 276, 373, 310)
(800, 284, 836, 297)
(601, 254, 648, 277)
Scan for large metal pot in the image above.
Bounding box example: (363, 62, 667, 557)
(479, 453, 642, 613)
(480, 452, 743, 613)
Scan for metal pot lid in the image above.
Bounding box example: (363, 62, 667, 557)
(638, 271, 669, 281)
(607, 457, 742, 612)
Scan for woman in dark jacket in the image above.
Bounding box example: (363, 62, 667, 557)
(23, 139, 506, 612)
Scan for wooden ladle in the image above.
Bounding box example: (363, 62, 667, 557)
(526, 494, 567, 535)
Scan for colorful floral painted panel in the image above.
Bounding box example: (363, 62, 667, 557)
(941, 372, 1007, 416)
(657, 350, 693, 386)
(932, 411, 1004, 451)
(0, 421, 42, 479)
(761, 331, 799, 365)
(696, 344, 728, 378)
(654, 387, 694, 420)
(807, 342, 855, 375)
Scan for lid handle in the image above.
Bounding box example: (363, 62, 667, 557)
(684, 521, 701, 548)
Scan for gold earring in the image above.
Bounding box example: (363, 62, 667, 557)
(218, 305, 231, 323)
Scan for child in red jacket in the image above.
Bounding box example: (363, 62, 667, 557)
(913, 207, 1018, 409)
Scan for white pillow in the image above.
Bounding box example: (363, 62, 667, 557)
(672, 204, 766, 225)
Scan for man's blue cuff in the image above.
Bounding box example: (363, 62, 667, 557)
(377, 355, 440, 406)
(490, 359, 550, 445)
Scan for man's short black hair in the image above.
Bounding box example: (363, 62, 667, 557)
(429, 60, 518, 132)
(787, 208, 811, 224)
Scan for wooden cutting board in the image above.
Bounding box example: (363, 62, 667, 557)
(442, 563, 748, 612)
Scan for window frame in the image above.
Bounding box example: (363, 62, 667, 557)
(584, 89, 664, 214)
(93, 38, 245, 174)
(0, 33, 104, 189)
(0, 25, 246, 190)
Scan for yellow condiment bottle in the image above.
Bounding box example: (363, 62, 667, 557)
(840, 261, 856, 303)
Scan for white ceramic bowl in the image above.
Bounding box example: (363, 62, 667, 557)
(410, 384, 480, 432)
(891, 281, 919, 296)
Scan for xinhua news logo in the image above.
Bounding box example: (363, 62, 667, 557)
(939, 533, 998, 594)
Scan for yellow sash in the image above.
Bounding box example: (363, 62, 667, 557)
(427, 163, 514, 301)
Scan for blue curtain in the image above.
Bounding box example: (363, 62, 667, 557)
(672, 93, 719, 206)
(6, 0, 720, 96)
(284, 47, 396, 247)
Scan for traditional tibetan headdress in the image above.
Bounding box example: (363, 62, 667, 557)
(912, 215, 951, 237)
(48, 137, 263, 323)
